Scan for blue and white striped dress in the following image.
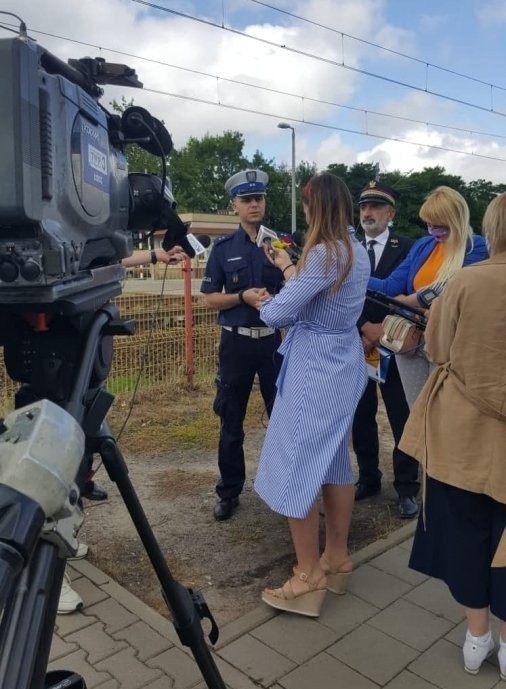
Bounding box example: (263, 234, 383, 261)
(254, 234, 370, 519)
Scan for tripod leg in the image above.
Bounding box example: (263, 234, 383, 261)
(0, 541, 65, 689)
(95, 423, 226, 689)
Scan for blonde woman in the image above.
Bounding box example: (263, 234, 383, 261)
(368, 186, 488, 407)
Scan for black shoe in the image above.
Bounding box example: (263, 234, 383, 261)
(398, 496, 419, 519)
(214, 497, 239, 521)
(355, 481, 381, 501)
(82, 481, 108, 502)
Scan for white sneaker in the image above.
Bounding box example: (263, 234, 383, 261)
(57, 572, 83, 615)
(499, 636, 506, 681)
(67, 542, 88, 561)
(463, 629, 494, 675)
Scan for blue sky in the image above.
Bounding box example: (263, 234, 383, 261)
(5, 0, 506, 182)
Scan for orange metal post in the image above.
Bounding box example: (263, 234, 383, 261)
(182, 256, 194, 386)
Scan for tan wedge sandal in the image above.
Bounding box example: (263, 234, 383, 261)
(320, 553, 352, 595)
(261, 567, 327, 617)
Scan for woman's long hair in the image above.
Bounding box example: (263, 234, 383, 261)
(419, 186, 473, 284)
(298, 173, 354, 293)
(482, 192, 506, 256)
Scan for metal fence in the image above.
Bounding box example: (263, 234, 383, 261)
(108, 291, 219, 393)
(0, 282, 220, 411)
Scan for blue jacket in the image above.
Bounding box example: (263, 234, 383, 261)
(368, 234, 488, 296)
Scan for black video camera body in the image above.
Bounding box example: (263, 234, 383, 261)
(0, 36, 188, 310)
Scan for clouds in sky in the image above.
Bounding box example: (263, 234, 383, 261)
(5, 0, 506, 182)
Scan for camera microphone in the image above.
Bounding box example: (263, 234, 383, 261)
(161, 207, 196, 258)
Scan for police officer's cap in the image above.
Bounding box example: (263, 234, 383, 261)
(359, 180, 398, 207)
(225, 169, 269, 197)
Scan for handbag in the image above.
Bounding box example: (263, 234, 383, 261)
(380, 314, 423, 356)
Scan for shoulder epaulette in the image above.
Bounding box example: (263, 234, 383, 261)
(214, 233, 234, 246)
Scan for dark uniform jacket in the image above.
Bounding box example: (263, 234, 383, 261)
(200, 227, 284, 327)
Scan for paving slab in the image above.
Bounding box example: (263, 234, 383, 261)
(217, 634, 296, 686)
(368, 544, 428, 586)
(66, 621, 128, 664)
(327, 623, 419, 685)
(112, 620, 173, 661)
(404, 578, 465, 624)
(346, 563, 414, 609)
(367, 598, 454, 651)
(49, 522, 499, 689)
(318, 591, 380, 638)
(277, 652, 377, 689)
(409, 638, 499, 689)
(250, 614, 338, 664)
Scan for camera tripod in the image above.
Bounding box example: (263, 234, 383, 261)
(0, 294, 226, 689)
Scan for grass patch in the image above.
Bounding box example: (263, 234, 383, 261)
(108, 381, 268, 454)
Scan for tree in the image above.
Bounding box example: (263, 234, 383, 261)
(167, 132, 248, 212)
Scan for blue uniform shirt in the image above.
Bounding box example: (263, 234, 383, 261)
(200, 227, 284, 327)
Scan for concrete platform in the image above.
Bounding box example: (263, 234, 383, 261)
(50, 522, 505, 688)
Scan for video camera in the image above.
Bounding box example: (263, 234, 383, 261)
(0, 30, 226, 689)
(0, 34, 193, 313)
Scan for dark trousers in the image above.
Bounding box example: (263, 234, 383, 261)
(352, 356, 419, 497)
(214, 328, 281, 500)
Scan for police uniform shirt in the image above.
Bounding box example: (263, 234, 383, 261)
(200, 227, 283, 327)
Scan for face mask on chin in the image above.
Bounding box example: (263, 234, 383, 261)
(427, 225, 449, 242)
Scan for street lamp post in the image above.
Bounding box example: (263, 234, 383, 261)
(277, 122, 296, 235)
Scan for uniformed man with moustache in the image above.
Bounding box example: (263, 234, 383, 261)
(352, 180, 420, 518)
(201, 169, 284, 521)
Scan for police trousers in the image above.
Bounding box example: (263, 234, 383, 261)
(213, 327, 282, 499)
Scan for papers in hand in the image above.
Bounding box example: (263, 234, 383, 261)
(366, 346, 392, 384)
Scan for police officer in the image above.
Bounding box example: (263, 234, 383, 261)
(201, 169, 284, 521)
(352, 181, 420, 518)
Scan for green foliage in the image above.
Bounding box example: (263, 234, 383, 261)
(108, 98, 504, 240)
(167, 131, 248, 212)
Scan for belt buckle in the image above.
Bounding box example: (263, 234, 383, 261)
(250, 328, 260, 339)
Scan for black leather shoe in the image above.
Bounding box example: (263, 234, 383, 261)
(82, 481, 108, 502)
(355, 481, 381, 501)
(398, 496, 419, 519)
(214, 497, 239, 521)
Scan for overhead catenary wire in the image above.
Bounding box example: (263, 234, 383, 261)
(1, 18, 505, 163)
(140, 84, 506, 163)
(2, 19, 503, 144)
(131, 0, 506, 119)
(251, 0, 506, 93)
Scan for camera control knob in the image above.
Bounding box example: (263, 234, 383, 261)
(20, 259, 42, 282)
(0, 259, 19, 283)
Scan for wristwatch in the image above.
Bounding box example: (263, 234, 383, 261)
(150, 250, 157, 265)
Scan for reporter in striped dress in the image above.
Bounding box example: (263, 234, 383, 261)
(244, 173, 370, 617)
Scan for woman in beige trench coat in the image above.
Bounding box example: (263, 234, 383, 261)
(400, 192, 506, 679)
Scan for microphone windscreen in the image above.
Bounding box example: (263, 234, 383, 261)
(195, 234, 211, 248)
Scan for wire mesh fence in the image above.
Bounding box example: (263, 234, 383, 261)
(0, 286, 220, 411)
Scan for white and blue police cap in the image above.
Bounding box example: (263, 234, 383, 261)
(225, 169, 269, 197)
